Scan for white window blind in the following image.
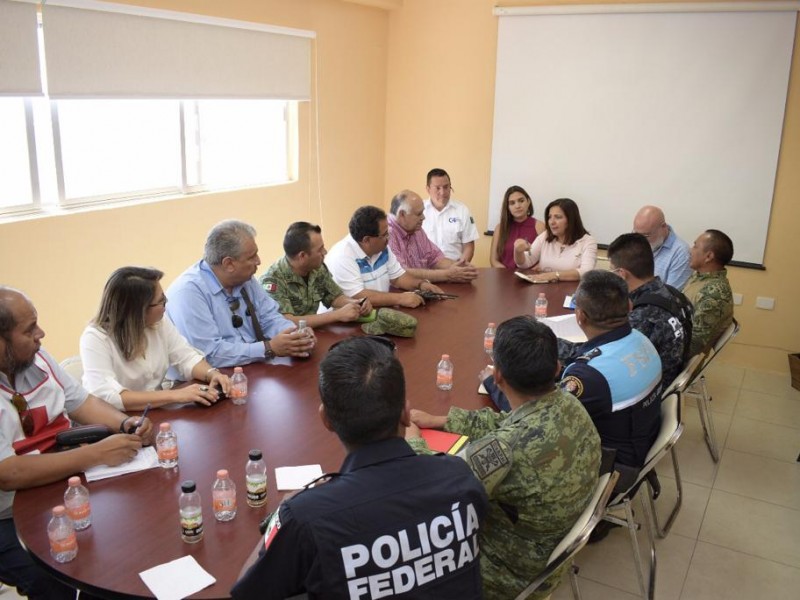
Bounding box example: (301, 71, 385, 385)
(0, 0, 43, 96)
(42, 0, 313, 100)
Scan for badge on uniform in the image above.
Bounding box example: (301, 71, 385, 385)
(263, 510, 282, 551)
(561, 375, 584, 398)
(469, 439, 509, 481)
(264, 282, 277, 293)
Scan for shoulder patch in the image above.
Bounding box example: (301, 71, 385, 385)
(469, 439, 510, 481)
(263, 510, 282, 551)
(561, 375, 585, 398)
(263, 281, 277, 293)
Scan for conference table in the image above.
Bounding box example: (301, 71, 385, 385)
(14, 268, 577, 599)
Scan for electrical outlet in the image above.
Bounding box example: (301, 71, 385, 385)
(756, 296, 775, 310)
(733, 293, 743, 305)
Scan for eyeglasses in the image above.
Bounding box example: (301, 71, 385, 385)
(10, 392, 34, 437)
(373, 231, 390, 240)
(228, 298, 244, 328)
(148, 295, 168, 308)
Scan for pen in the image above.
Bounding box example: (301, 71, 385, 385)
(133, 403, 151, 434)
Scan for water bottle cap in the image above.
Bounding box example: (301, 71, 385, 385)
(441, 354, 450, 360)
(181, 480, 196, 493)
(217, 469, 229, 478)
(159, 422, 171, 431)
(68, 476, 81, 486)
(249, 449, 263, 460)
(488, 322, 495, 328)
(52, 505, 66, 516)
(234, 367, 244, 373)
(538, 292, 546, 298)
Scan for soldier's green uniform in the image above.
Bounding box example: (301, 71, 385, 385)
(683, 269, 733, 356)
(259, 257, 343, 316)
(409, 388, 601, 599)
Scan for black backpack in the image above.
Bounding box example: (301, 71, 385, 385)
(633, 284, 694, 365)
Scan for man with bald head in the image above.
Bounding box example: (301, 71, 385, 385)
(0, 287, 153, 599)
(388, 190, 479, 283)
(633, 206, 692, 289)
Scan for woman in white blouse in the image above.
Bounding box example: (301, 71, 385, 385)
(514, 197, 597, 283)
(81, 267, 231, 410)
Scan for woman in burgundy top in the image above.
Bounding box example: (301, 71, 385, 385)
(490, 185, 546, 269)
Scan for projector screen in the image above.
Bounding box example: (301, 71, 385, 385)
(488, 8, 796, 266)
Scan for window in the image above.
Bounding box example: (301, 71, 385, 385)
(0, 98, 295, 215)
(0, 98, 35, 210)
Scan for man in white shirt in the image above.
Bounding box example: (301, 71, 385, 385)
(422, 168, 480, 262)
(325, 206, 445, 308)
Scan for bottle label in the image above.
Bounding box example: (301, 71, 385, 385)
(50, 532, 77, 553)
(181, 514, 203, 537)
(157, 445, 178, 461)
(213, 495, 237, 512)
(246, 485, 267, 503)
(230, 386, 247, 398)
(66, 502, 91, 521)
(436, 372, 453, 386)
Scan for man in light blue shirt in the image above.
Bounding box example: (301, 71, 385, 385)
(633, 205, 692, 290)
(167, 220, 315, 368)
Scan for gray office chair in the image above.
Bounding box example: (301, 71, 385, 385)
(685, 318, 740, 462)
(601, 392, 684, 600)
(514, 471, 620, 600)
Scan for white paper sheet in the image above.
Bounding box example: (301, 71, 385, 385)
(139, 555, 216, 600)
(275, 465, 324, 491)
(540, 314, 587, 344)
(84, 446, 159, 482)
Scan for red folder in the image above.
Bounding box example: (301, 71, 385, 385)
(419, 429, 469, 455)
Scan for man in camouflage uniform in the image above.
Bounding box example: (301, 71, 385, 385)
(684, 229, 734, 356)
(260, 222, 373, 328)
(557, 233, 692, 386)
(408, 316, 601, 599)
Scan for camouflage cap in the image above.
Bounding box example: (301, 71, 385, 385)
(361, 308, 418, 338)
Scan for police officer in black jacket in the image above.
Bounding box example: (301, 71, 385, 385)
(232, 337, 489, 600)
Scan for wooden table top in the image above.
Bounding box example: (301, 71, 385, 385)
(13, 268, 577, 599)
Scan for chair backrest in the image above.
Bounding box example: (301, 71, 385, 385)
(513, 471, 620, 600)
(59, 356, 84, 382)
(662, 352, 705, 398)
(690, 318, 740, 386)
(609, 393, 683, 505)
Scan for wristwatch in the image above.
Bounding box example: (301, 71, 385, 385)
(264, 340, 276, 361)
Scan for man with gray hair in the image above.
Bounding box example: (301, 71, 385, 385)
(388, 190, 479, 283)
(168, 220, 315, 367)
(632, 205, 692, 289)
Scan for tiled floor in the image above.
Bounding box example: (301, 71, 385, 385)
(2, 362, 797, 599)
(552, 361, 800, 600)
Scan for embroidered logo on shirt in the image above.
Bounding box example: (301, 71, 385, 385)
(448, 217, 459, 223)
(561, 375, 585, 398)
(263, 510, 282, 551)
(469, 439, 509, 480)
(264, 282, 277, 293)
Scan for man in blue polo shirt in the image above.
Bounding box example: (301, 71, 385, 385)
(633, 205, 692, 290)
(325, 205, 444, 308)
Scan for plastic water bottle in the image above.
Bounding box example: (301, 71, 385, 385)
(179, 480, 204, 543)
(535, 293, 548, 319)
(297, 319, 308, 335)
(230, 367, 248, 405)
(483, 323, 496, 358)
(48, 505, 78, 563)
(212, 469, 237, 522)
(246, 449, 268, 508)
(436, 354, 454, 391)
(63, 476, 91, 530)
(156, 422, 179, 468)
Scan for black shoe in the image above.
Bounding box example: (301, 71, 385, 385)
(588, 520, 621, 544)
